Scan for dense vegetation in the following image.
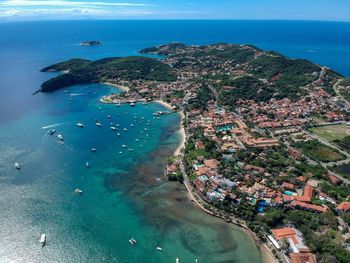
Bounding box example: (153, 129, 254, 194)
(218, 75, 274, 105)
(40, 56, 176, 92)
(340, 78, 350, 87)
(295, 139, 346, 162)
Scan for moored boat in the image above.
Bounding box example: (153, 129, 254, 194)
(15, 162, 21, 169)
(76, 122, 84, 128)
(128, 238, 137, 245)
(40, 234, 46, 247)
(74, 188, 83, 194)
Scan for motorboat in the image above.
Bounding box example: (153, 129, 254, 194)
(57, 134, 64, 140)
(110, 127, 117, 131)
(122, 145, 127, 148)
(117, 133, 121, 137)
(76, 122, 84, 128)
(40, 234, 46, 247)
(15, 162, 21, 170)
(130, 102, 135, 107)
(86, 162, 90, 167)
(129, 238, 137, 245)
(123, 128, 128, 131)
(107, 115, 112, 119)
(91, 148, 97, 152)
(156, 246, 163, 251)
(176, 257, 180, 263)
(74, 188, 83, 194)
(95, 122, 102, 127)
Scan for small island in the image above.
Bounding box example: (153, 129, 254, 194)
(80, 40, 102, 46)
(40, 43, 350, 263)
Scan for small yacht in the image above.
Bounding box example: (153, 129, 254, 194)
(47, 129, 56, 136)
(176, 257, 180, 263)
(116, 103, 121, 107)
(130, 124, 134, 127)
(40, 234, 46, 247)
(74, 188, 83, 194)
(116, 124, 120, 127)
(110, 127, 117, 131)
(91, 148, 97, 152)
(76, 122, 84, 128)
(128, 148, 134, 151)
(85, 162, 90, 167)
(57, 134, 64, 140)
(130, 102, 135, 107)
(95, 122, 102, 127)
(123, 128, 128, 131)
(117, 133, 121, 137)
(156, 246, 163, 251)
(119, 151, 122, 154)
(107, 115, 112, 119)
(122, 145, 127, 148)
(128, 238, 137, 245)
(15, 162, 21, 170)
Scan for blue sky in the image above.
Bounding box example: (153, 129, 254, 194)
(0, 0, 350, 21)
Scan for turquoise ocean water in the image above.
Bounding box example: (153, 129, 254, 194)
(0, 20, 350, 263)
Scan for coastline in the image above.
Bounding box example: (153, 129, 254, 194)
(174, 108, 278, 263)
(98, 91, 277, 263)
(103, 82, 130, 92)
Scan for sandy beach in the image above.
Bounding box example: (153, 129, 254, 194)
(103, 82, 130, 92)
(174, 111, 186, 156)
(153, 99, 173, 110)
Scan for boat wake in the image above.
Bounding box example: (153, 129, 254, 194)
(41, 123, 64, 130)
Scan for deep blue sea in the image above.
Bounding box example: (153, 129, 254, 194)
(0, 20, 350, 263)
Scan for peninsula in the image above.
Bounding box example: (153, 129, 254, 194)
(40, 43, 350, 263)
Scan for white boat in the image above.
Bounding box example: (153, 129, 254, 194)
(57, 134, 64, 140)
(75, 188, 83, 194)
(128, 148, 134, 151)
(116, 103, 121, 107)
(15, 162, 21, 169)
(123, 128, 128, 131)
(130, 124, 134, 127)
(110, 127, 117, 131)
(96, 122, 102, 127)
(116, 124, 120, 127)
(117, 133, 121, 137)
(91, 148, 97, 152)
(130, 102, 135, 107)
(176, 257, 180, 263)
(40, 234, 46, 247)
(76, 122, 84, 128)
(107, 115, 112, 119)
(156, 246, 162, 251)
(128, 238, 137, 245)
(86, 162, 90, 167)
(122, 145, 127, 148)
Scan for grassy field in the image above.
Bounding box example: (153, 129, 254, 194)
(310, 125, 350, 142)
(295, 139, 346, 162)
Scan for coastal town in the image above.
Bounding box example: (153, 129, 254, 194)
(43, 42, 350, 263)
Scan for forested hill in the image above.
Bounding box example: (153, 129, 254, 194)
(39, 56, 177, 92)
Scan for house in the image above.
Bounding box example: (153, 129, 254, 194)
(282, 182, 295, 190)
(290, 200, 328, 213)
(336, 202, 350, 213)
(328, 173, 343, 185)
(290, 253, 316, 263)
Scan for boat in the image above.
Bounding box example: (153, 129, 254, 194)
(128, 148, 134, 151)
(116, 124, 120, 127)
(130, 124, 134, 127)
(117, 133, 121, 137)
(76, 122, 84, 128)
(116, 103, 121, 107)
(130, 102, 135, 107)
(110, 127, 117, 131)
(91, 148, 97, 152)
(128, 238, 137, 245)
(40, 234, 46, 247)
(57, 134, 64, 140)
(47, 129, 56, 135)
(123, 128, 128, 131)
(107, 115, 111, 119)
(156, 246, 162, 251)
(86, 162, 90, 167)
(15, 162, 21, 169)
(195, 259, 198, 263)
(119, 151, 122, 154)
(122, 145, 127, 148)
(176, 257, 180, 263)
(95, 122, 102, 127)
(74, 188, 83, 194)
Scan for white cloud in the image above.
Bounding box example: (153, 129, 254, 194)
(0, 0, 151, 7)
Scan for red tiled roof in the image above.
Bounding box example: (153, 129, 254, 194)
(290, 253, 316, 263)
(336, 202, 350, 212)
